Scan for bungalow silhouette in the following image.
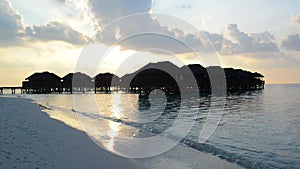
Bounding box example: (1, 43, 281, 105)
(21, 61, 265, 94)
(123, 61, 264, 94)
(22, 71, 62, 94)
(62, 72, 93, 93)
(130, 68, 180, 94)
(225, 68, 264, 91)
(94, 73, 120, 93)
(179, 64, 210, 92)
(120, 61, 180, 94)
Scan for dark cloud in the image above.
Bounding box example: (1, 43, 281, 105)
(281, 33, 300, 51)
(0, 0, 89, 47)
(88, 1, 279, 55)
(88, 0, 206, 54)
(201, 31, 223, 52)
(26, 21, 89, 45)
(90, 3, 218, 54)
(95, 16, 278, 55)
(89, 0, 151, 26)
(96, 14, 209, 54)
(0, 0, 25, 46)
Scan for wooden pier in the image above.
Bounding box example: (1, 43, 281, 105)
(0, 87, 23, 95)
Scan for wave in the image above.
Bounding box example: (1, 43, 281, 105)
(71, 108, 286, 169)
(37, 103, 53, 110)
(71, 109, 167, 135)
(180, 139, 289, 169)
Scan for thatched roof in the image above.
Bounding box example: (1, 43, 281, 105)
(180, 64, 206, 75)
(62, 72, 92, 88)
(94, 73, 120, 87)
(94, 73, 119, 80)
(224, 68, 264, 78)
(62, 72, 92, 81)
(25, 71, 61, 81)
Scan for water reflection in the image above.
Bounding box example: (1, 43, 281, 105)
(107, 121, 121, 151)
(106, 94, 122, 152)
(28, 85, 300, 167)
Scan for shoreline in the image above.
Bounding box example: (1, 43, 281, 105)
(0, 96, 243, 169)
(0, 97, 143, 169)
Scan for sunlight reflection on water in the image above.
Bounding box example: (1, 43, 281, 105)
(27, 85, 300, 167)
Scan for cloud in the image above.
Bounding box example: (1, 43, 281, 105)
(96, 14, 220, 54)
(281, 33, 300, 51)
(0, 0, 26, 46)
(89, 0, 151, 27)
(220, 23, 279, 55)
(26, 21, 90, 45)
(201, 31, 223, 52)
(292, 15, 300, 25)
(0, 0, 89, 47)
(89, 0, 188, 53)
(96, 18, 277, 55)
(0, 0, 287, 57)
(51, 0, 94, 35)
(88, 1, 280, 56)
(88, 0, 218, 54)
(53, 0, 69, 4)
(94, 12, 200, 54)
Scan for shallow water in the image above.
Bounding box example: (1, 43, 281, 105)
(26, 84, 300, 168)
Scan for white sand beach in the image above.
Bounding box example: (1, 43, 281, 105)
(0, 97, 143, 169)
(0, 97, 243, 169)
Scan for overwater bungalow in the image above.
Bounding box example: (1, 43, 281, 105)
(179, 64, 210, 92)
(124, 61, 265, 95)
(62, 72, 93, 93)
(121, 61, 180, 94)
(22, 71, 62, 94)
(130, 68, 180, 94)
(94, 73, 120, 93)
(224, 68, 264, 91)
(20, 62, 264, 95)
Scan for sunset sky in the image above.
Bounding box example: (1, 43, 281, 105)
(1, 0, 300, 86)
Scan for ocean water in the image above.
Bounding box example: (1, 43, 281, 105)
(26, 84, 300, 169)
